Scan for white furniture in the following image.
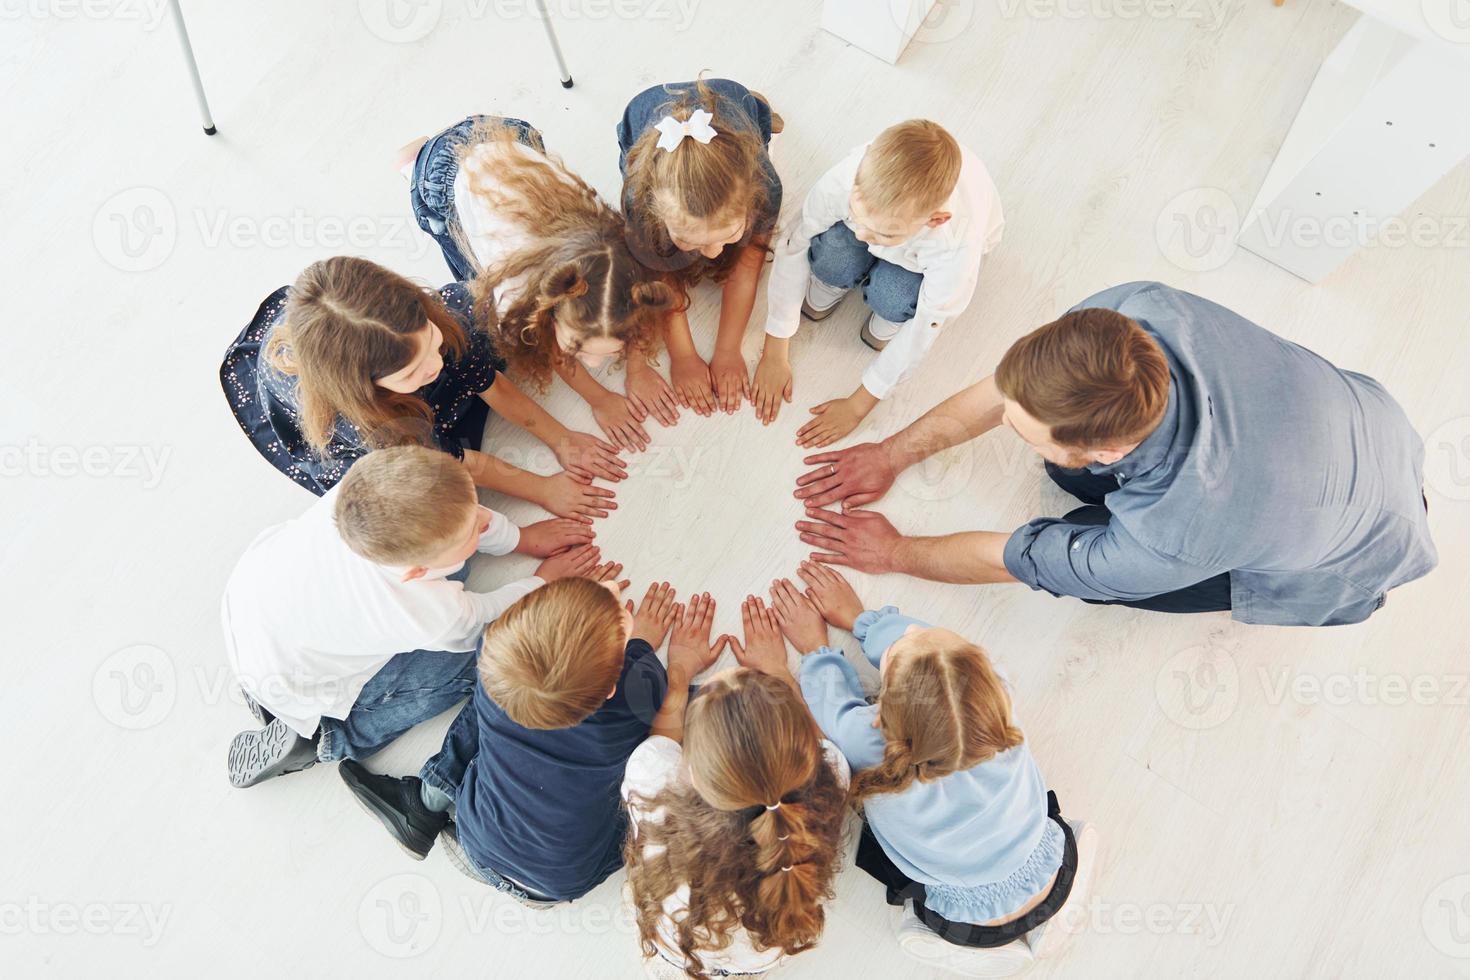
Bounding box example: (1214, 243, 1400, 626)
(1237, 0, 1470, 281)
(821, 0, 941, 64)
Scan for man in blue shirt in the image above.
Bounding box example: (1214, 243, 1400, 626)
(792, 282, 1436, 627)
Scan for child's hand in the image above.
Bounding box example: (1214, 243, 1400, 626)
(538, 472, 617, 522)
(628, 581, 677, 648)
(796, 560, 864, 631)
(590, 560, 631, 592)
(670, 353, 716, 417)
(751, 350, 793, 425)
(727, 596, 792, 679)
(796, 392, 875, 449)
(625, 358, 680, 427)
(769, 578, 829, 653)
(709, 349, 750, 415)
(591, 392, 651, 453)
(534, 544, 602, 582)
(515, 519, 596, 558)
(667, 593, 727, 677)
(554, 430, 627, 483)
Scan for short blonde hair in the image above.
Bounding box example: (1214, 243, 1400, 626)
(479, 578, 627, 730)
(854, 120, 963, 218)
(333, 446, 477, 566)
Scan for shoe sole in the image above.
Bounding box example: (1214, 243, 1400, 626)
(801, 299, 842, 322)
(227, 723, 316, 788)
(860, 323, 890, 352)
(339, 764, 435, 861)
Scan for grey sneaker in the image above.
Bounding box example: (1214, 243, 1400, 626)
(860, 319, 893, 352)
(801, 277, 849, 321)
(227, 717, 318, 788)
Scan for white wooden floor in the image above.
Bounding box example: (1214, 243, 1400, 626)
(5, 1, 1469, 976)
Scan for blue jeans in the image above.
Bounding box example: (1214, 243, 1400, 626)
(808, 221, 923, 323)
(316, 565, 478, 760)
(1045, 463, 1233, 614)
(409, 114, 545, 282)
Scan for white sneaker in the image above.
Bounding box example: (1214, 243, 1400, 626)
(893, 902, 1035, 977)
(861, 312, 903, 351)
(801, 276, 850, 320)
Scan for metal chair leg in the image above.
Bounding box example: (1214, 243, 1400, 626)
(532, 0, 574, 88)
(167, 0, 217, 134)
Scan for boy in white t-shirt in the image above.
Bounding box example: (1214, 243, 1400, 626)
(751, 120, 1004, 447)
(222, 445, 610, 788)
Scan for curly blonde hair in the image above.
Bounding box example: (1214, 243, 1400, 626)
(456, 122, 676, 390)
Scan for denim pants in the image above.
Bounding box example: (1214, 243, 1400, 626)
(418, 700, 559, 906)
(316, 565, 478, 760)
(409, 114, 545, 282)
(1045, 462, 1233, 614)
(808, 221, 923, 323)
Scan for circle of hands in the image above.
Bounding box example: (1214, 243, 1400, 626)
(513, 361, 923, 677)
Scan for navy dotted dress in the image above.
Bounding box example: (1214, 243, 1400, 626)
(219, 282, 503, 495)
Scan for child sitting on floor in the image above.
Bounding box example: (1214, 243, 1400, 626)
(221, 445, 607, 788)
(752, 120, 1004, 445)
(338, 586, 728, 902)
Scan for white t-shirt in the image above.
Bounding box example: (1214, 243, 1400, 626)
(620, 735, 851, 975)
(763, 142, 1004, 399)
(452, 139, 579, 312)
(220, 485, 541, 736)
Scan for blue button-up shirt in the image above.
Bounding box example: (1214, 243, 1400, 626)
(1003, 282, 1437, 626)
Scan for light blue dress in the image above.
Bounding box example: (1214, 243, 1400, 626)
(799, 607, 1063, 924)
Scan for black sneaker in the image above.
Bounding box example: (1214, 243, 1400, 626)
(227, 717, 318, 788)
(339, 760, 449, 861)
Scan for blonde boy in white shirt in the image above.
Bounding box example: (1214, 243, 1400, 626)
(222, 445, 609, 788)
(752, 120, 1004, 447)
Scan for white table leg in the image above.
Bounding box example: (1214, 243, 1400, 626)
(167, 0, 216, 135)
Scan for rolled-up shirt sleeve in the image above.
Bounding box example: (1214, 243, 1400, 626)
(475, 508, 522, 556)
(1003, 517, 1226, 603)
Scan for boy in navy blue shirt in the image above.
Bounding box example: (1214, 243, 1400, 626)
(341, 580, 726, 903)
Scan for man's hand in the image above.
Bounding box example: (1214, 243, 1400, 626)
(709, 349, 750, 415)
(768, 578, 829, 653)
(553, 429, 627, 483)
(793, 441, 900, 510)
(626, 357, 680, 427)
(536, 471, 617, 522)
(751, 349, 793, 425)
(726, 595, 792, 679)
(667, 592, 727, 677)
(533, 543, 602, 581)
(670, 353, 716, 417)
(795, 507, 903, 574)
(796, 560, 864, 632)
(515, 518, 596, 558)
(590, 391, 651, 453)
(629, 581, 677, 648)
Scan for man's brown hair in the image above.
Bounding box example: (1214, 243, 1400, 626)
(995, 308, 1170, 448)
(479, 578, 627, 730)
(333, 446, 477, 566)
(855, 119, 963, 217)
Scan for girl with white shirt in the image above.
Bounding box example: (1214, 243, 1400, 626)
(402, 116, 679, 453)
(621, 612, 849, 979)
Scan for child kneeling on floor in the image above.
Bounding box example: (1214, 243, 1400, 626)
(221, 445, 601, 788)
(340, 585, 729, 905)
(778, 562, 1094, 961)
(752, 120, 1004, 445)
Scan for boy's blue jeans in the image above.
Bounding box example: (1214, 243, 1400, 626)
(808, 221, 924, 323)
(316, 565, 477, 761)
(409, 114, 545, 283)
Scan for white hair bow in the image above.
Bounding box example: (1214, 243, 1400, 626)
(654, 109, 718, 153)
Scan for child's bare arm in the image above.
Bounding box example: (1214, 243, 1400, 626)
(554, 357, 651, 453)
(709, 240, 767, 414)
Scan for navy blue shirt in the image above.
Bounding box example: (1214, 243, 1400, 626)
(455, 639, 668, 900)
(616, 78, 782, 273)
(219, 282, 501, 495)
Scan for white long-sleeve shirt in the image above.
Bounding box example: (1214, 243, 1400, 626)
(220, 486, 542, 737)
(763, 143, 1004, 399)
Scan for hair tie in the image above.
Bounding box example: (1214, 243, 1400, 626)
(776, 834, 789, 841)
(654, 110, 718, 153)
(764, 802, 781, 811)
(780, 865, 794, 873)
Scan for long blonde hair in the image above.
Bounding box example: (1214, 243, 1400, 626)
(850, 631, 1024, 804)
(457, 122, 675, 390)
(624, 670, 845, 979)
(621, 79, 777, 289)
(265, 256, 468, 452)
